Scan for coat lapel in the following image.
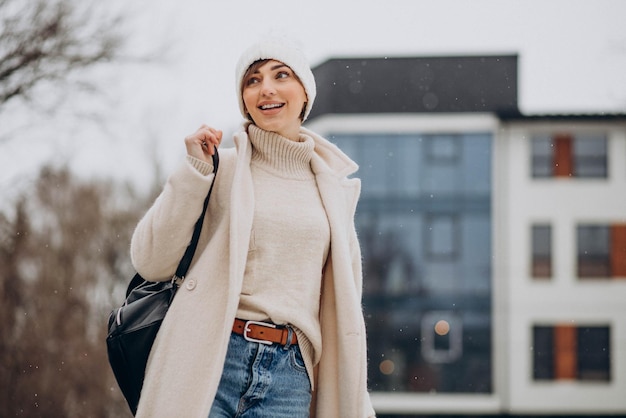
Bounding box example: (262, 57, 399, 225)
(311, 153, 367, 416)
(228, 132, 254, 294)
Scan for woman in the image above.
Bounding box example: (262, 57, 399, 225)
(130, 38, 376, 417)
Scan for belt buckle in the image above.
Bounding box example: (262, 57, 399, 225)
(243, 320, 276, 345)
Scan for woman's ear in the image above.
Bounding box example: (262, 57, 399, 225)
(299, 102, 308, 121)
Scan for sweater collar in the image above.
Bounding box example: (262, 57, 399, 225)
(235, 122, 359, 179)
(248, 124, 315, 179)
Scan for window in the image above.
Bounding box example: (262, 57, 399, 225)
(531, 136, 553, 177)
(531, 224, 552, 279)
(575, 135, 608, 177)
(425, 135, 460, 163)
(425, 214, 459, 260)
(533, 325, 611, 382)
(577, 225, 610, 277)
(531, 133, 607, 178)
(577, 224, 626, 279)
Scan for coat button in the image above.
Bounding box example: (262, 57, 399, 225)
(185, 279, 196, 291)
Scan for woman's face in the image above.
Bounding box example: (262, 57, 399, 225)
(242, 60, 307, 141)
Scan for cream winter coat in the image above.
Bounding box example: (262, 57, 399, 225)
(130, 126, 376, 417)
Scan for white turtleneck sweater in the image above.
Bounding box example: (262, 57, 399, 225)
(189, 124, 330, 386)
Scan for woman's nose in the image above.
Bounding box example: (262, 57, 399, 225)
(260, 80, 276, 96)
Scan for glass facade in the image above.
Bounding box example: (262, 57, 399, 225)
(330, 132, 492, 393)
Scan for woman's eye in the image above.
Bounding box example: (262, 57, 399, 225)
(276, 71, 290, 79)
(246, 77, 260, 86)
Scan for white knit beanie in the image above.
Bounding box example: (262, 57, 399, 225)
(235, 38, 316, 121)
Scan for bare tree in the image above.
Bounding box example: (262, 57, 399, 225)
(0, 0, 124, 113)
(0, 165, 158, 417)
(0, 3, 165, 414)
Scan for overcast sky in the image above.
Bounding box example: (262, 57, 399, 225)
(2, 0, 626, 193)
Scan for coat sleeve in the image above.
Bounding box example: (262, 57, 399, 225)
(130, 159, 216, 281)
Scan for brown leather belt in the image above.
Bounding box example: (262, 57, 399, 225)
(232, 318, 298, 346)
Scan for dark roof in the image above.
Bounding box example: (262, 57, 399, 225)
(497, 111, 626, 122)
(308, 55, 519, 120)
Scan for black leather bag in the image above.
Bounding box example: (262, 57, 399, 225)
(106, 150, 218, 415)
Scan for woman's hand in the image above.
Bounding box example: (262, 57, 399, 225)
(184, 124, 222, 163)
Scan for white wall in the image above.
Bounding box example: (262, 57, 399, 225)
(498, 121, 626, 414)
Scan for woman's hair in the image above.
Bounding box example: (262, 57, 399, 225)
(241, 59, 307, 122)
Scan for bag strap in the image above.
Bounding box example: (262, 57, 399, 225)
(174, 148, 219, 281)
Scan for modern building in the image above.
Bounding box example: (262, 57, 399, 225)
(305, 54, 626, 417)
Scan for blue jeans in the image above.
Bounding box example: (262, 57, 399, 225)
(208, 330, 312, 418)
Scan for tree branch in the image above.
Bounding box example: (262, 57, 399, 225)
(0, 0, 124, 113)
